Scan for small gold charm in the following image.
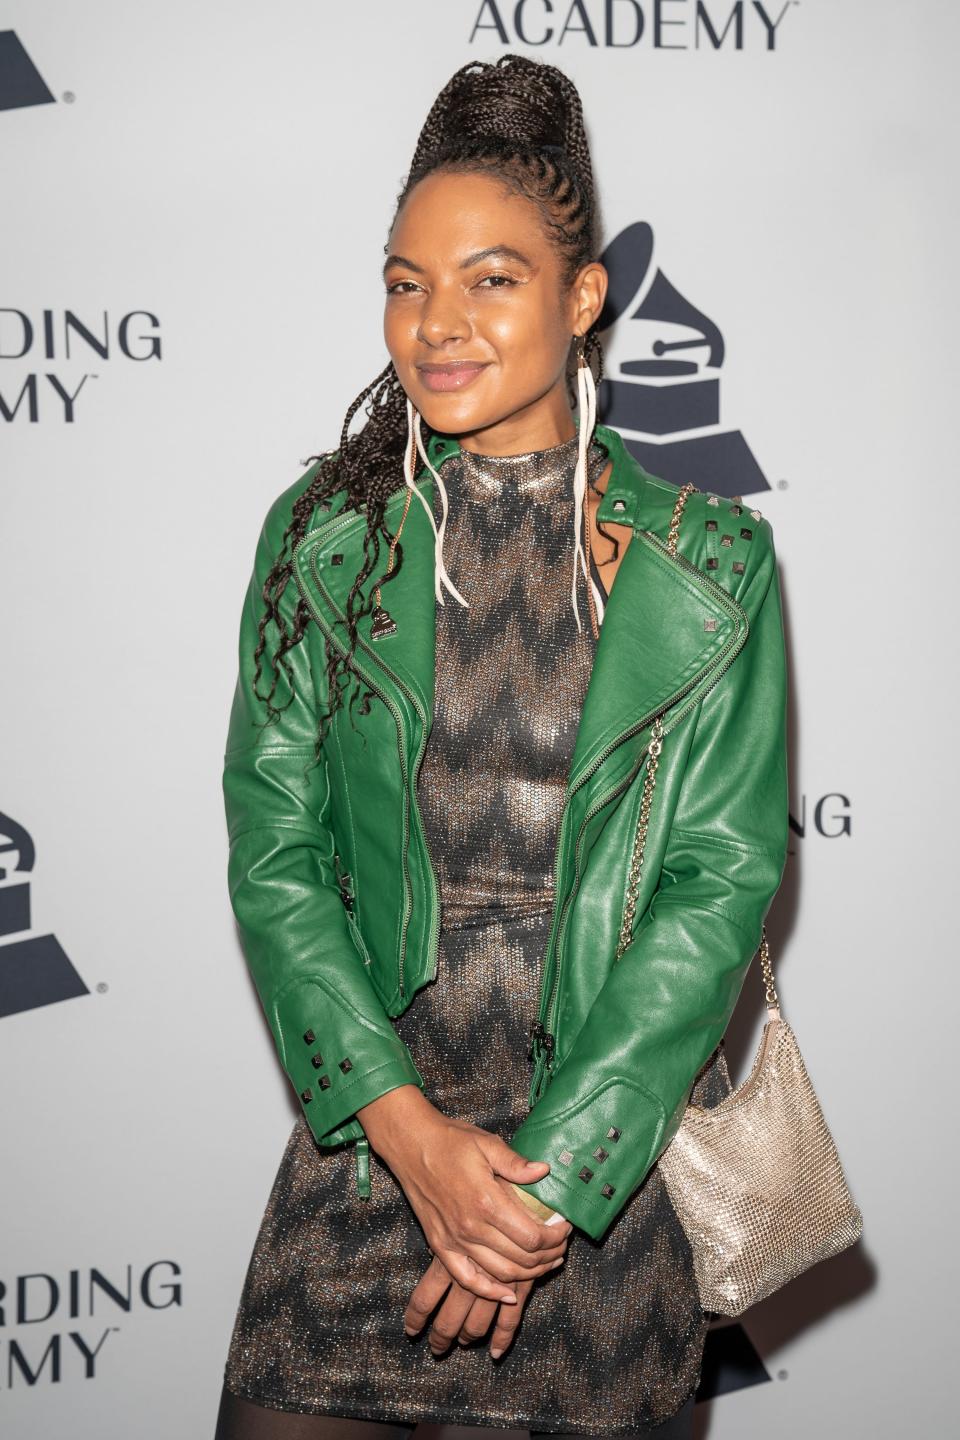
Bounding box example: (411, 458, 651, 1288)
(370, 605, 397, 640)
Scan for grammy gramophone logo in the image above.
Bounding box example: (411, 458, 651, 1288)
(598, 220, 771, 500)
(0, 30, 55, 111)
(0, 811, 88, 1019)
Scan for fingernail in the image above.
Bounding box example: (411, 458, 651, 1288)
(500, 1293, 518, 1304)
(403, 1326, 418, 1337)
(490, 1347, 504, 1359)
(550, 1256, 564, 1268)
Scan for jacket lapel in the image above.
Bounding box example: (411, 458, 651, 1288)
(293, 426, 742, 783)
(567, 428, 742, 788)
(292, 474, 439, 726)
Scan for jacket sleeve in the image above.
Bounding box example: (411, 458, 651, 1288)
(222, 481, 426, 1151)
(509, 519, 789, 1240)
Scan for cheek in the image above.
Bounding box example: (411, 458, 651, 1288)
(383, 304, 415, 357)
(483, 300, 568, 376)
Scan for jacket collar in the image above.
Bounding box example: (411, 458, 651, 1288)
(292, 423, 743, 790)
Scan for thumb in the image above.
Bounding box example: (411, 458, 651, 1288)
(487, 1137, 550, 1182)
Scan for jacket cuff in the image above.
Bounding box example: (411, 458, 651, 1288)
(509, 1076, 675, 1241)
(271, 977, 426, 1145)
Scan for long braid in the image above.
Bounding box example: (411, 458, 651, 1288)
(255, 54, 605, 752)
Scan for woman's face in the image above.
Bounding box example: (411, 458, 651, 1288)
(383, 169, 606, 455)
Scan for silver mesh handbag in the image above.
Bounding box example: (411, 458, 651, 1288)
(620, 485, 863, 1317)
(655, 928, 864, 1315)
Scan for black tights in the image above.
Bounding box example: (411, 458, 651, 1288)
(213, 1384, 696, 1439)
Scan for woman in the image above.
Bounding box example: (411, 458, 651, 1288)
(214, 53, 789, 1440)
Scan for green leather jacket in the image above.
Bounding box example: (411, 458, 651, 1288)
(223, 421, 789, 1242)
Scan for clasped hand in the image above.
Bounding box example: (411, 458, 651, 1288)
(357, 1085, 572, 1358)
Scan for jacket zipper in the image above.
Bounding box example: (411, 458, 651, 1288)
(291, 525, 441, 1003)
(529, 530, 752, 1101)
(292, 511, 443, 1204)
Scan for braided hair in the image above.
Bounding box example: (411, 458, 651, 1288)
(253, 54, 607, 752)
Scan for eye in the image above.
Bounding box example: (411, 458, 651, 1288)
(475, 273, 518, 289)
(385, 280, 422, 295)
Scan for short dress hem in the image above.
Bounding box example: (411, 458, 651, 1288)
(220, 1375, 699, 1436)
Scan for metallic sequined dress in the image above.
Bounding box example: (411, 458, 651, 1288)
(221, 433, 733, 1435)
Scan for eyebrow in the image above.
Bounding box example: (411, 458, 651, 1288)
(382, 245, 534, 279)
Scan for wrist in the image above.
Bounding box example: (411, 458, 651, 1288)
(510, 1181, 560, 1223)
(356, 1083, 438, 1167)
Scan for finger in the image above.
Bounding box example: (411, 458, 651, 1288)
(507, 1184, 575, 1241)
(426, 1283, 477, 1356)
(452, 1196, 571, 1272)
(483, 1135, 553, 1188)
(441, 1248, 522, 1305)
(489, 1278, 536, 1360)
(469, 1180, 573, 1258)
(458, 1295, 497, 1346)
(402, 1256, 452, 1336)
(463, 1233, 569, 1284)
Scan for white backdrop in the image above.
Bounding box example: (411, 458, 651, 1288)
(3, 2, 957, 1436)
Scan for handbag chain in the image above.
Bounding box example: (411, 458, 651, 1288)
(613, 482, 781, 1009)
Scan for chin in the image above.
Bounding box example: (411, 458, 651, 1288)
(414, 395, 497, 437)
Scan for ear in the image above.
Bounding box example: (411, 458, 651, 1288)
(570, 260, 609, 337)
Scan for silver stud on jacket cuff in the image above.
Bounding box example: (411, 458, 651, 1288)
(558, 1149, 575, 1166)
(578, 1166, 594, 1183)
(606, 1126, 622, 1141)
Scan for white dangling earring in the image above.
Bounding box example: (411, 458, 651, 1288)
(403, 397, 470, 608)
(572, 339, 604, 632)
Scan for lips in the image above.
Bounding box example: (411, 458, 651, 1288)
(416, 361, 490, 394)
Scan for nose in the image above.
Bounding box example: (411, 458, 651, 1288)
(417, 287, 472, 348)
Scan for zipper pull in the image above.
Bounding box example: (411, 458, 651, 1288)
(527, 1020, 555, 1069)
(333, 851, 355, 913)
(354, 1136, 371, 1199)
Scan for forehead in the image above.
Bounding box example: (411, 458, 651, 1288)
(388, 169, 556, 264)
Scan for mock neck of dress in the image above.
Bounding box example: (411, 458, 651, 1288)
(449, 432, 608, 507)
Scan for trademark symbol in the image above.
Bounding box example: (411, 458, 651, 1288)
(96, 982, 108, 993)
(63, 91, 75, 103)
(777, 1368, 788, 1380)
(776, 479, 789, 490)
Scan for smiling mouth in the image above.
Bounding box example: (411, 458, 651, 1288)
(416, 361, 490, 393)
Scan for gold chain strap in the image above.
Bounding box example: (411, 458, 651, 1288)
(612, 481, 779, 1007)
(614, 483, 695, 962)
(759, 925, 779, 1010)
